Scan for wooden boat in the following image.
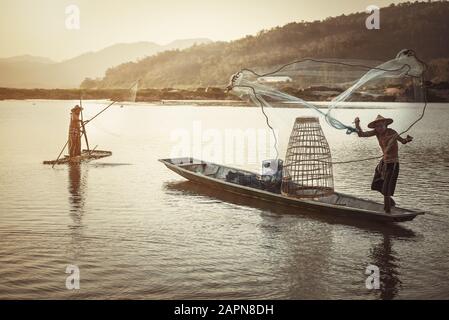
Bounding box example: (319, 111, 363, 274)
(159, 157, 425, 223)
(43, 149, 112, 165)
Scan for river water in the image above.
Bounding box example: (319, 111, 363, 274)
(0, 100, 448, 299)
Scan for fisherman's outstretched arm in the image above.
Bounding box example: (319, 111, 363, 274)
(397, 134, 413, 144)
(354, 117, 375, 137)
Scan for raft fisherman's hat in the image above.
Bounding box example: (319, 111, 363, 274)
(71, 105, 83, 113)
(368, 114, 393, 128)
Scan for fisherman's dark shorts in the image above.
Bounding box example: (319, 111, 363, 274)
(371, 160, 399, 197)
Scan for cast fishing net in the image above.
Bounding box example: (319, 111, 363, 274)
(123, 80, 139, 103)
(227, 49, 427, 160)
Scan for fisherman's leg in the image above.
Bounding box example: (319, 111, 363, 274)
(390, 197, 396, 207)
(74, 133, 81, 157)
(68, 135, 74, 157)
(388, 163, 400, 208)
(371, 160, 384, 193)
(384, 195, 392, 213)
(390, 163, 399, 197)
(382, 163, 394, 213)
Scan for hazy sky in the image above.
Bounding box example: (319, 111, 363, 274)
(0, 0, 410, 61)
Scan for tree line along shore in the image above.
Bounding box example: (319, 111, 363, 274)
(80, 2, 449, 91)
(1, 82, 448, 103)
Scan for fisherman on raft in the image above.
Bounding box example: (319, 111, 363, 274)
(354, 115, 413, 213)
(68, 105, 84, 158)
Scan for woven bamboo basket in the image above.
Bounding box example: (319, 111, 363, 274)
(281, 117, 334, 198)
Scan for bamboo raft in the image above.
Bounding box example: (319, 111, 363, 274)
(43, 149, 112, 165)
(44, 99, 118, 166)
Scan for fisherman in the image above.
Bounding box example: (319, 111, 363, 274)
(354, 115, 413, 213)
(68, 105, 83, 158)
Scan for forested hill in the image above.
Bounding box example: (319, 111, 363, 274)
(82, 1, 449, 89)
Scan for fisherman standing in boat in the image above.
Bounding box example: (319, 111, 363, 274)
(354, 115, 413, 213)
(68, 105, 83, 158)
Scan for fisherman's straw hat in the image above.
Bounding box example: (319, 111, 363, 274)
(368, 114, 393, 128)
(71, 105, 83, 113)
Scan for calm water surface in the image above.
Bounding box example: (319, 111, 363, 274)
(0, 100, 448, 299)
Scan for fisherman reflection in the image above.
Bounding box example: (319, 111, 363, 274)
(68, 163, 86, 219)
(67, 163, 88, 262)
(370, 233, 401, 300)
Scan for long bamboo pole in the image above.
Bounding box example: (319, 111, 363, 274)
(51, 130, 88, 168)
(84, 100, 116, 124)
(80, 98, 90, 152)
(52, 139, 69, 168)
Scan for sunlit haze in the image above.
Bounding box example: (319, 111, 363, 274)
(1, 0, 410, 61)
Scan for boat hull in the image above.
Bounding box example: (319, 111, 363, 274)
(160, 158, 424, 223)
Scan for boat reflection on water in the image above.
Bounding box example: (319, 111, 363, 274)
(164, 181, 417, 235)
(163, 180, 416, 299)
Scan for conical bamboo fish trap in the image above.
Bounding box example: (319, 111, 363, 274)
(281, 117, 334, 198)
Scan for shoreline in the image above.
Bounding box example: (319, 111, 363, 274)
(1, 85, 448, 103)
(3, 99, 446, 110)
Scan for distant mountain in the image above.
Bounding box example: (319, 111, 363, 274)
(86, 1, 449, 89)
(164, 38, 213, 50)
(0, 38, 212, 88)
(0, 55, 55, 64)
